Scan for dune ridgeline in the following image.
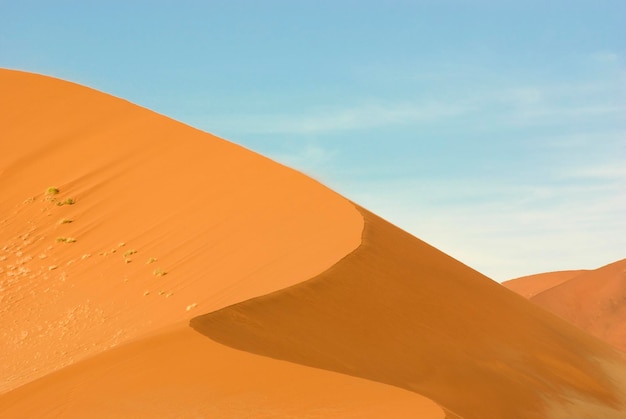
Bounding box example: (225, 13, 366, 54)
(1, 69, 626, 418)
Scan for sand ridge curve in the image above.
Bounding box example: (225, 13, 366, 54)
(0, 68, 363, 393)
(0, 322, 444, 418)
(192, 206, 626, 419)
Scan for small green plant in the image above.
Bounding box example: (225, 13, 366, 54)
(56, 237, 76, 243)
(124, 249, 137, 258)
(153, 268, 167, 277)
(59, 218, 73, 224)
(56, 198, 75, 206)
(146, 257, 157, 264)
(46, 187, 60, 195)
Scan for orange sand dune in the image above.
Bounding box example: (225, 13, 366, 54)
(2, 69, 626, 418)
(0, 68, 362, 393)
(506, 259, 626, 352)
(0, 323, 443, 418)
(504, 270, 588, 298)
(193, 208, 626, 419)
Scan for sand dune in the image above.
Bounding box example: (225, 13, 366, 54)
(2, 69, 626, 418)
(0, 323, 443, 418)
(0, 68, 362, 393)
(505, 259, 626, 352)
(192, 207, 626, 418)
(503, 270, 588, 298)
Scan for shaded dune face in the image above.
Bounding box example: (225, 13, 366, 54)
(0, 69, 362, 393)
(192, 207, 626, 419)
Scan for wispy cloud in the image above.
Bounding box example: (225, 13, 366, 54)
(529, 130, 625, 150)
(512, 104, 625, 121)
(204, 101, 471, 135)
(198, 76, 623, 139)
(589, 51, 621, 64)
(266, 144, 337, 178)
(562, 162, 626, 181)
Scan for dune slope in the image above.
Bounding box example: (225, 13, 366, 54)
(0, 68, 363, 393)
(0, 323, 444, 418)
(3, 69, 626, 419)
(504, 270, 588, 298)
(192, 207, 626, 419)
(519, 259, 626, 352)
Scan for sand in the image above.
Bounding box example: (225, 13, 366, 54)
(0, 68, 362, 392)
(504, 270, 588, 298)
(2, 68, 626, 418)
(193, 207, 626, 418)
(0, 323, 443, 418)
(505, 259, 626, 352)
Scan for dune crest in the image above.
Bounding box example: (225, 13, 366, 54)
(0, 69, 362, 393)
(192, 207, 626, 418)
(504, 270, 588, 298)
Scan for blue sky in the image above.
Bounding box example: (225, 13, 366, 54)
(2, 1, 624, 281)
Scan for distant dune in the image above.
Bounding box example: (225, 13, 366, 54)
(505, 259, 626, 353)
(2, 69, 626, 418)
(504, 270, 588, 298)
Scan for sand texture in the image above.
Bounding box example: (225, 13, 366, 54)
(193, 207, 626, 419)
(505, 259, 626, 352)
(504, 270, 588, 298)
(0, 68, 362, 392)
(0, 323, 443, 418)
(2, 69, 626, 418)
